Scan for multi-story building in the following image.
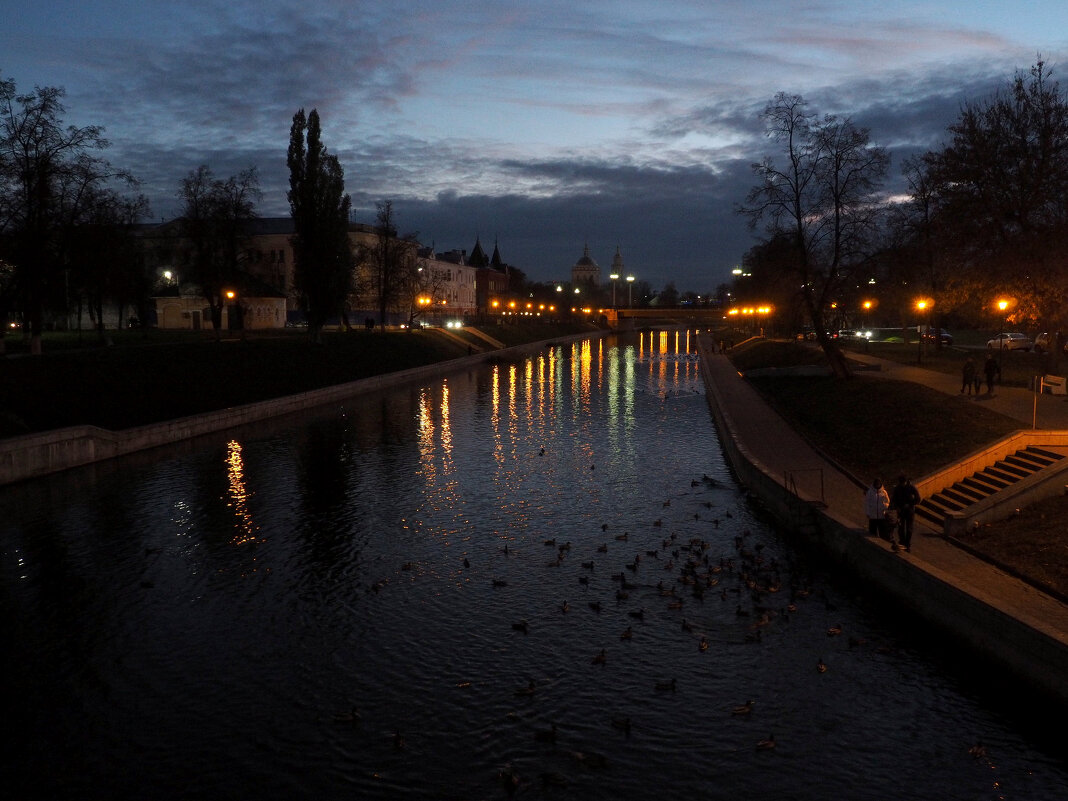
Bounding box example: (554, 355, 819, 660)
(142, 219, 513, 329)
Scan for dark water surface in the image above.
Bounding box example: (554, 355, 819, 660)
(2, 331, 1065, 800)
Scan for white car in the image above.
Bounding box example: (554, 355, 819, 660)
(986, 332, 1033, 351)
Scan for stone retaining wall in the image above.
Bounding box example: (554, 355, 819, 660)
(698, 337, 1068, 706)
(0, 330, 605, 486)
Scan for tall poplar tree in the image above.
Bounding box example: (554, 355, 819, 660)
(287, 108, 353, 342)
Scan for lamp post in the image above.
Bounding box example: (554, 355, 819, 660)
(995, 298, 1011, 371)
(626, 275, 635, 308)
(609, 273, 619, 307)
(862, 300, 873, 350)
(915, 298, 931, 364)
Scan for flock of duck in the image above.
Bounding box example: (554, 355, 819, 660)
(345, 467, 991, 794)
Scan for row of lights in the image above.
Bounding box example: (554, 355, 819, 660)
(490, 300, 557, 313)
(727, 306, 773, 316)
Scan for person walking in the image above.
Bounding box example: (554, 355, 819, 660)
(864, 477, 892, 545)
(983, 353, 1000, 394)
(961, 355, 976, 394)
(890, 474, 921, 552)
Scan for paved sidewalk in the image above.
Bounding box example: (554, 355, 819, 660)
(847, 349, 1068, 430)
(700, 346, 1068, 649)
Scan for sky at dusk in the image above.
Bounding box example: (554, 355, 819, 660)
(4, 0, 1068, 291)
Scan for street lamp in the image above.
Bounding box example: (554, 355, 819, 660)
(626, 275, 635, 308)
(609, 273, 619, 307)
(915, 298, 932, 364)
(861, 299, 875, 350)
(995, 297, 1013, 370)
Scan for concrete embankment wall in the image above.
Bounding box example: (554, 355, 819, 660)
(698, 339, 1068, 707)
(0, 330, 605, 487)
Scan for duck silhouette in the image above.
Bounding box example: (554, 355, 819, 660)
(731, 700, 754, 716)
(332, 706, 361, 724)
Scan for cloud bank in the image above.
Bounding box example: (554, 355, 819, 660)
(4, 0, 1067, 289)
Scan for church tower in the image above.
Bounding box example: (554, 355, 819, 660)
(571, 243, 601, 287)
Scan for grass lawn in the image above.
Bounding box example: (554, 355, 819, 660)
(0, 321, 596, 438)
(732, 338, 1068, 599)
(840, 337, 1068, 388)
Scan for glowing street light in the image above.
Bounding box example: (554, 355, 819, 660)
(915, 297, 933, 363)
(626, 275, 635, 308)
(609, 273, 619, 307)
(994, 297, 1015, 368)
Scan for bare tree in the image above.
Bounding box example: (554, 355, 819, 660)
(362, 200, 418, 327)
(176, 165, 260, 340)
(739, 93, 888, 377)
(68, 188, 150, 343)
(401, 254, 447, 328)
(0, 78, 130, 353)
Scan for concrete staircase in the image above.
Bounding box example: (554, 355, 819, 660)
(916, 446, 1066, 530)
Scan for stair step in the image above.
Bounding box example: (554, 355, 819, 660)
(983, 466, 1022, 484)
(1024, 446, 1065, 462)
(915, 506, 944, 525)
(1004, 454, 1043, 472)
(941, 487, 978, 507)
(992, 460, 1029, 478)
(1011, 451, 1056, 470)
(925, 495, 964, 513)
(948, 483, 987, 502)
(963, 474, 1008, 493)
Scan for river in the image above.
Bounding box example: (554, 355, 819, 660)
(2, 330, 1064, 800)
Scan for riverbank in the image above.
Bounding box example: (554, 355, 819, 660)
(698, 333, 1068, 707)
(0, 324, 605, 486)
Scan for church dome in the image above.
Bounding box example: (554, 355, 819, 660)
(571, 243, 601, 287)
(575, 244, 599, 268)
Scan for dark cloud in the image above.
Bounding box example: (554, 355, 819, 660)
(378, 156, 759, 291)
(9, 2, 1064, 292)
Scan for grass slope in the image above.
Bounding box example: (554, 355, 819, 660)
(732, 339, 1068, 599)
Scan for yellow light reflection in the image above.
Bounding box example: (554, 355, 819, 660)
(226, 440, 258, 546)
(440, 380, 453, 473)
(417, 387, 436, 483)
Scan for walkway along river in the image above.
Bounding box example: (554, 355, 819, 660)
(2, 331, 1065, 799)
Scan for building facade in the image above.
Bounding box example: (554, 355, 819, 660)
(142, 219, 511, 329)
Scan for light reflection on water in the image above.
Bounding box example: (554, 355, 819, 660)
(1, 331, 1065, 800)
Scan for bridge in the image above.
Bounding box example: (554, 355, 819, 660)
(601, 307, 734, 329)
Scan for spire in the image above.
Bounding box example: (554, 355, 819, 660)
(612, 244, 624, 271)
(491, 236, 503, 268)
(469, 235, 489, 268)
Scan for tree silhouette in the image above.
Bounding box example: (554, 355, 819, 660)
(288, 108, 353, 342)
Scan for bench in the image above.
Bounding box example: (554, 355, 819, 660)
(1041, 374, 1067, 395)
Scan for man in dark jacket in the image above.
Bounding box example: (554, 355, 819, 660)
(983, 354, 1000, 394)
(891, 475, 921, 552)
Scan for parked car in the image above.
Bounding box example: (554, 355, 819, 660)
(920, 326, 953, 346)
(1033, 332, 1068, 355)
(986, 332, 1033, 351)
